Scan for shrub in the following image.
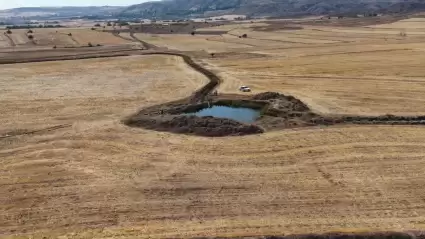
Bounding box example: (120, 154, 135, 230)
(191, 31, 195, 35)
(68, 33, 72, 36)
(242, 34, 248, 38)
(107, 22, 112, 26)
(27, 34, 34, 39)
(88, 42, 93, 47)
(94, 23, 101, 27)
(27, 29, 33, 34)
(91, 27, 96, 30)
(6, 29, 12, 34)
(53, 45, 57, 49)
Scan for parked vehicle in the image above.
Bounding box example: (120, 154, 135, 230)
(239, 86, 251, 92)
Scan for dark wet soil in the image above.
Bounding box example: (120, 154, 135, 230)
(124, 91, 425, 137)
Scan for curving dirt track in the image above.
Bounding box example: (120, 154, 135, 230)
(3, 26, 425, 238)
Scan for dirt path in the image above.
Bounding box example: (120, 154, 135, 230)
(130, 32, 160, 50)
(59, 32, 79, 45)
(2, 42, 425, 137)
(112, 32, 134, 42)
(0, 124, 72, 139)
(3, 33, 15, 47)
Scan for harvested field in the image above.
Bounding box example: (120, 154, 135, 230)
(134, 33, 249, 52)
(0, 55, 208, 132)
(3, 16, 425, 239)
(56, 28, 133, 46)
(0, 34, 11, 47)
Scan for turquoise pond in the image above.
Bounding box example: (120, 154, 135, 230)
(187, 105, 260, 123)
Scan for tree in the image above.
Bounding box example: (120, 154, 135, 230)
(6, 29, 12, 34)
(27, 29, 33, 34)
(107, 22, 112, 26)
(242, 34, 248, 38)
(191, 31, 195, 36)
(94, 23, 101, 27)
(27, 35, 34, 39)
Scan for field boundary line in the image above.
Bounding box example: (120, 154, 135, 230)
(0, 124, 72, 139)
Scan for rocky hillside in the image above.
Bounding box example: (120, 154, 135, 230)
(120, 0, 425, 19)
(0, 6, 124, 18)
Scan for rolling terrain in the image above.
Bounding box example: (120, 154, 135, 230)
(2, 15, 425, 238)
(120, 0, 425, 18)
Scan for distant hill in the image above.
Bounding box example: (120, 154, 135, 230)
(119, 0, 425, 19)
(0, 6, 125, 18)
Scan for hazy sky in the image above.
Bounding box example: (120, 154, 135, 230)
(0, 0, 150, 10)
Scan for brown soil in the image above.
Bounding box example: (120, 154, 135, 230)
(296, 15, 408, 27)
(128, 22, 230, 34)
(251, 24, 304, 32)
(1, 42, 425, 137)
(124, 90, 425, 137)
(200, 231, 424, 239)
(124, 92, 324, 137)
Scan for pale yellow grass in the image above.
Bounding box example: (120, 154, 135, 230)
(4, 18, 425, 239)
(134, 33, 249, 52)
(370, 18, 425, 30)
(0, 55, 208, 132)
(196, 22, 268, 32)
(8, 30, 32, 45)
(3, 122, 425, 238)
(202, 23, 425, 115)
(0, 34, 10, 47)
(230, 28, 339, 44)
(31, 29, 78, 47)
(58, 28, 132, 45)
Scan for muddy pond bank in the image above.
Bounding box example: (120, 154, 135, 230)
(124, 91, 425, 137)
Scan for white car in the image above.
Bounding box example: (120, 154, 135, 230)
(239, 86, 251, 92)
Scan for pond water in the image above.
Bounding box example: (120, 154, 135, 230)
(188, 105, 260, 123)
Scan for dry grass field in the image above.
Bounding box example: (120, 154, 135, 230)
(0, 28, 132, 49)
(3, 17, 425, 238)
(134, 33, 249, 52)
